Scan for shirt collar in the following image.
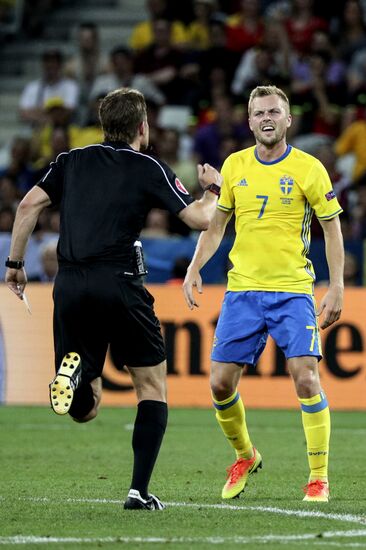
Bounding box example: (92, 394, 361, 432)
(103, 140, 133, 150)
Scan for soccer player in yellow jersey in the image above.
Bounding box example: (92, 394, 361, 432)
(183, 85, 344, 503)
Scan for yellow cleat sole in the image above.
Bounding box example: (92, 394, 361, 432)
(49, 353, 81, 415)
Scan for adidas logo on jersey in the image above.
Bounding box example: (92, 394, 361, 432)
(236, 179, 248, 186)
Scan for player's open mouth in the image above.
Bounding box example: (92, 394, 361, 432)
(262, 125, 275, 132)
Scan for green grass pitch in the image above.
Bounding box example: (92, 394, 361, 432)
(0, 406, 365, 550)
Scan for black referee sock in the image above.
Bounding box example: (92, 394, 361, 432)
(130, 400, 168, 499)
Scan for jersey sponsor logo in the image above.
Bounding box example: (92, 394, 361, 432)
(175, 178, 189, 195)
(236, 178, 248, 186)
(325, 190, 336, 201)
(279, 175, 294, 195)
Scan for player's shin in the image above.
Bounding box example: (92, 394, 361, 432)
(299, 391, 330, 480)
(213, 390, 253, 459)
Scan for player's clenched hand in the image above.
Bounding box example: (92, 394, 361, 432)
(183, 267, 202, 310)
(197, 163, 223, 190)
(317, 286, 343, 329)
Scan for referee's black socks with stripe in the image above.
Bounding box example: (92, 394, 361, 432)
(130, 400, 168, 499)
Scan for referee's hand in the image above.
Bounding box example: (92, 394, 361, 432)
(5, 267, 27, 299)
(183, 267, 202, 310)
(197, 163, 223, 190)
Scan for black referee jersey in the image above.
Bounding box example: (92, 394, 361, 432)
(37, 141, 194, 271)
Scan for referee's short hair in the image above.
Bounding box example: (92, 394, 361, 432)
(99, 88, 147, 143)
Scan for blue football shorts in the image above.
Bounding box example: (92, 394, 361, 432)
(211, 291, 322, 365)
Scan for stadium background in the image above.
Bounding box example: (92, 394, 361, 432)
(0, 0, 365, 410)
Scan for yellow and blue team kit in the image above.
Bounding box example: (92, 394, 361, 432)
(212, 144, 342, 364)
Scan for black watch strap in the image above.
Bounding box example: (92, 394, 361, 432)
(5, 258, 24, 269)
(204, 183, 221, 197)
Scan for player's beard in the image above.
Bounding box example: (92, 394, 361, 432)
(255, 126, 286, 147)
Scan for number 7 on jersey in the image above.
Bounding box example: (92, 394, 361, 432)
(256, 195, 269, 219)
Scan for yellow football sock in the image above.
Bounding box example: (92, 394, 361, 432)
(299, 391, 330, 480)
(212, 391, 253, 459)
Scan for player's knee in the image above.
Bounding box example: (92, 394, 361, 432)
(210, 377, 235, 401)
(295, 370, 319, 398)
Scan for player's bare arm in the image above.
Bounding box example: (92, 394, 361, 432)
(317, 216, 344, 329)
(6, 186, 51, 299)
(183, 208, 232, 309)
(178, 163, 223, 230)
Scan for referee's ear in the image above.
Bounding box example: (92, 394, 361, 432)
(139, 120, 149, 136)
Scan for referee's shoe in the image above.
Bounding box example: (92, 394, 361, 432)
(49, 353, 82, 415)
(124, 489, 165, 510)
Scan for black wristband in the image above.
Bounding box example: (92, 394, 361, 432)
(5, 258, 24, 269)
(204, 183, 221, 197)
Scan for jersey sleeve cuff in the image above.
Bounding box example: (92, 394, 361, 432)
(217, 204, 234, 212)
(317, 208, 343, 220)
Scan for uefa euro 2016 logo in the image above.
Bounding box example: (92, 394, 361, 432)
(279, 176, 294, 195)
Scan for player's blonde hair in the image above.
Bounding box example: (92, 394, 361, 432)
(248, 85, 290, 115)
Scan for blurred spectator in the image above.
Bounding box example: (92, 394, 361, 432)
(0, 175, 20, 209)
(135, 19, 200, 105)
(348, 180, 366, 238)
(65, 23, 107, 125)
(198, 16, 240, 107)
(194, 95, 249, 168)
(129, 0, 187, 50)
(231, 21, 291, 98)
(141, 208, 170, 238)
(19, 49, 79, 127)
(335, 114, 366, 182)
(90, 46, 165, 106)
(186, 0, 217, 50)
(225, 0, 264, 53)
(156, 128, 198, 193)
(29, 239, 58, 282)
(0, 136, 35, 194)
(290, 50, 347, 139)
(22, 0, 59, 38)
(0, 206, 15, 232)
(283, 0, 328, 55)
(343, 250, 360, 286)
(334, 0, 366, 63)
(30, 97, 80, 169)
(76, 94, 104, 147)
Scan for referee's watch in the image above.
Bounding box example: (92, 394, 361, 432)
(5, 257, 24, 269)
(204, 183, 221, 197)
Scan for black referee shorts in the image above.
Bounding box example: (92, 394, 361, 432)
(53, 264, 166, 382)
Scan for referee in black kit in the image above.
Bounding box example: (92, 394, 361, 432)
(5, 88, 222, 510)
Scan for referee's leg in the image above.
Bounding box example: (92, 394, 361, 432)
(70, 377, 102, 423)
(125, 361, 168, 503)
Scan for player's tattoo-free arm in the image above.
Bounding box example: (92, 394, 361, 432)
(317, 215, 344, 329)
(183, 208, 232, 309)
(6, 186, 52, 299)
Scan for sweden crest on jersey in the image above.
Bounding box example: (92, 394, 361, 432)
(279, 175, 294, 195)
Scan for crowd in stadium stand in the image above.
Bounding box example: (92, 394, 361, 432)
(0, 0, 365, 284)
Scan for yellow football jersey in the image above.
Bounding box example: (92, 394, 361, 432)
(218, 145, 342, 294)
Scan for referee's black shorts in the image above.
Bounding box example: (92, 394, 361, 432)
(53, 264, 166, 382)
